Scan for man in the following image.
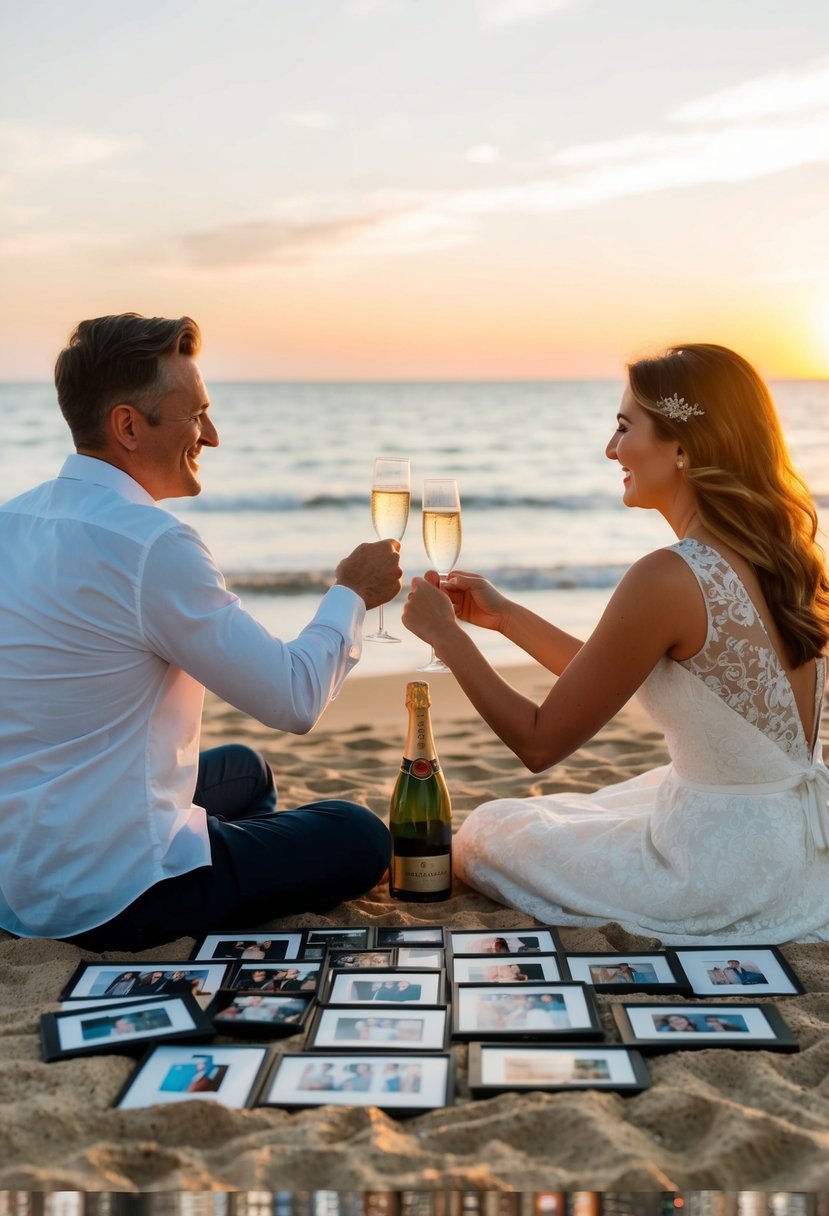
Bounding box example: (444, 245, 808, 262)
(0, 313, 401, 950)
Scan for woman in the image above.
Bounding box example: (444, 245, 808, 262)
(402, 344, 829, 944)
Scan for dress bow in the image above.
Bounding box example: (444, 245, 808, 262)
(801, 763, 829, 851)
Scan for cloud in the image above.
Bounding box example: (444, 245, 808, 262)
(279, 112, 337, 129)
(178, 197, 475, 270)
(476, 0, 580, 26)
(465, 144, 500, 164)
(671, 57, 829, 125)
(0, 122, 141, 174)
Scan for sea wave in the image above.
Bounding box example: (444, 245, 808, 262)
(179, 491, 623, 514)
(226, 562, 628, 596)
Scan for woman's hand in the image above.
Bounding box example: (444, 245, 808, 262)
(401, 573, 460, 645)
(442, 570, 509, 632)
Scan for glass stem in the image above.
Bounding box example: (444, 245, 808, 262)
(378, 603, 385, 632)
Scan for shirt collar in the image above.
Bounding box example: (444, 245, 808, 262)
(58, 453, 158, 508)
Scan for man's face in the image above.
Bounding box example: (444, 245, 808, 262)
(133, 353, 218, 500)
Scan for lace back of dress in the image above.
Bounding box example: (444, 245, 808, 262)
(674, 540, 807, 758)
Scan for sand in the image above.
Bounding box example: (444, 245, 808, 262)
(2, 665, 829, 1192)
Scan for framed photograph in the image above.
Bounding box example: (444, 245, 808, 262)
(375, 926, 445, 948)
(451, 953, 561, 985)
(211, 991, 313, 1037)
(307, 1005, 450, 1052)
(300, 928, 373, 959)
(259, 1052, 452, 1116)
(396, 947, 444, 970)
(323, 948, 396, 973)
(60, 961, 230, 1003)
(323, 968, 445, 1007)
(613, 1002, 799, 1052)
(114, 1044, 271, 1109)
(448, 928, 562, 957)
(191, 932, 304, 963)
(670, 946, 803, 997)
(41, 994, 213, 1063)
(468, 1043, 651, 1097)
(228, 960, 322, 994)
(562, 952, 687, 994)
(452, 982, 603, 1041)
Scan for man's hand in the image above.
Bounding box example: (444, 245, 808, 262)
(335, 540, 403, 610)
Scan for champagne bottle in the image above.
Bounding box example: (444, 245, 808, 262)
(389, 681, 452, 902)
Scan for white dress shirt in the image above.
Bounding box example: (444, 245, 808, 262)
(0, 454, 365, 938)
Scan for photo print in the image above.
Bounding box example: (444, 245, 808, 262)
(452, 982, 602, 1040)
(300, 928, 373, 959)
(670, 946, 803, 997)
(614, 1002, 798, 1052)
(41, 995, 212, 1062)
(468, 1043, 651, 1097)
(324, 969, 444, 1007)
(115, 1044, 270, 1109)
(375, 927, 445, 947)
(229, 961, 321, 994)
(192, 932, 304, 963)
(211, 992, 312, 1036)
(562, 952, 686, 993)
(307, 1006, 449, 1052)
(451, 954, 560, 985)
(448, 929, 560, 957)
(60, 961, 230, 1003)
(260, 1052, 452, 1115)
(396, 947, 444, 969)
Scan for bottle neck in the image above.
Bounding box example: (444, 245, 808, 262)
(404, 705, 437, 761)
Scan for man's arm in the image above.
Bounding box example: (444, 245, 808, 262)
(139, 524, 402, 732)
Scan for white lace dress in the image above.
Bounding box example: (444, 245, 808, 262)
(454, 539, 829, 944)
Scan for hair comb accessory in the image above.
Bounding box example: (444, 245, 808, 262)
(655, 393, 704, 422)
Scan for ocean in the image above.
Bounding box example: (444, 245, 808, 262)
(3, 380, 829, 677)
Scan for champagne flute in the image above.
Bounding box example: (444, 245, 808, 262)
(418, 478, 462, 673)
(365, 456, 411, 642)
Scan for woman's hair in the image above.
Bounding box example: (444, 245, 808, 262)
(627, 343, 829, 666)
(54, 312, 201, 450)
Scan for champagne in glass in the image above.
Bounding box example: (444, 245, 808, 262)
(365, 456, 410, 643)
(418, 478, 461, 673)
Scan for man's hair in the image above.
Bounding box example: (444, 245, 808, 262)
(54, 312, 201, 450)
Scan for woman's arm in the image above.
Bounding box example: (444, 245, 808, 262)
(439, 570, 583, 674)
(402, 549, 704, 773)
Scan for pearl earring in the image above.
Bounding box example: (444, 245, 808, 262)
(676, 458, 686, 470)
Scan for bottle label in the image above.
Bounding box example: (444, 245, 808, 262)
(400, 758, 441, 780)
(392, 854, 451, 892)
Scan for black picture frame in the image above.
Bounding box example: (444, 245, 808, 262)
(191, 931, 305, 963)
(306, 1004, 450, 1052)
(320, 948, 397, 985)
(299, 927, 374, 958)
(375, 926, 445, 948)
(468, 1042, 651, 1097)
(561, 951, 688, 994)
(321, 967, 447, 1008)
(451, 982, 604, 1041)
(447, 927, 563, 959)
(209, 990, 314, 1037)
(450, 952, 561, 985)
(114, 1043, 272, 1109)
(41, 994, 213, 1062)
(612, 1001, 799, 1052)
(227, 958, 323, 995)
(60, 960, 231, 1003)
(668, 945, 804, 997)
(258, 1051, 453, 1117)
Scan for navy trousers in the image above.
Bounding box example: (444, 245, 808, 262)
(63, 744, 391, 952)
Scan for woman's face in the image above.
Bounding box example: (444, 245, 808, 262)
(606, 388, 681, 512)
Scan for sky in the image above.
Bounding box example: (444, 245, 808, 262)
(2, 0, 829, 380)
